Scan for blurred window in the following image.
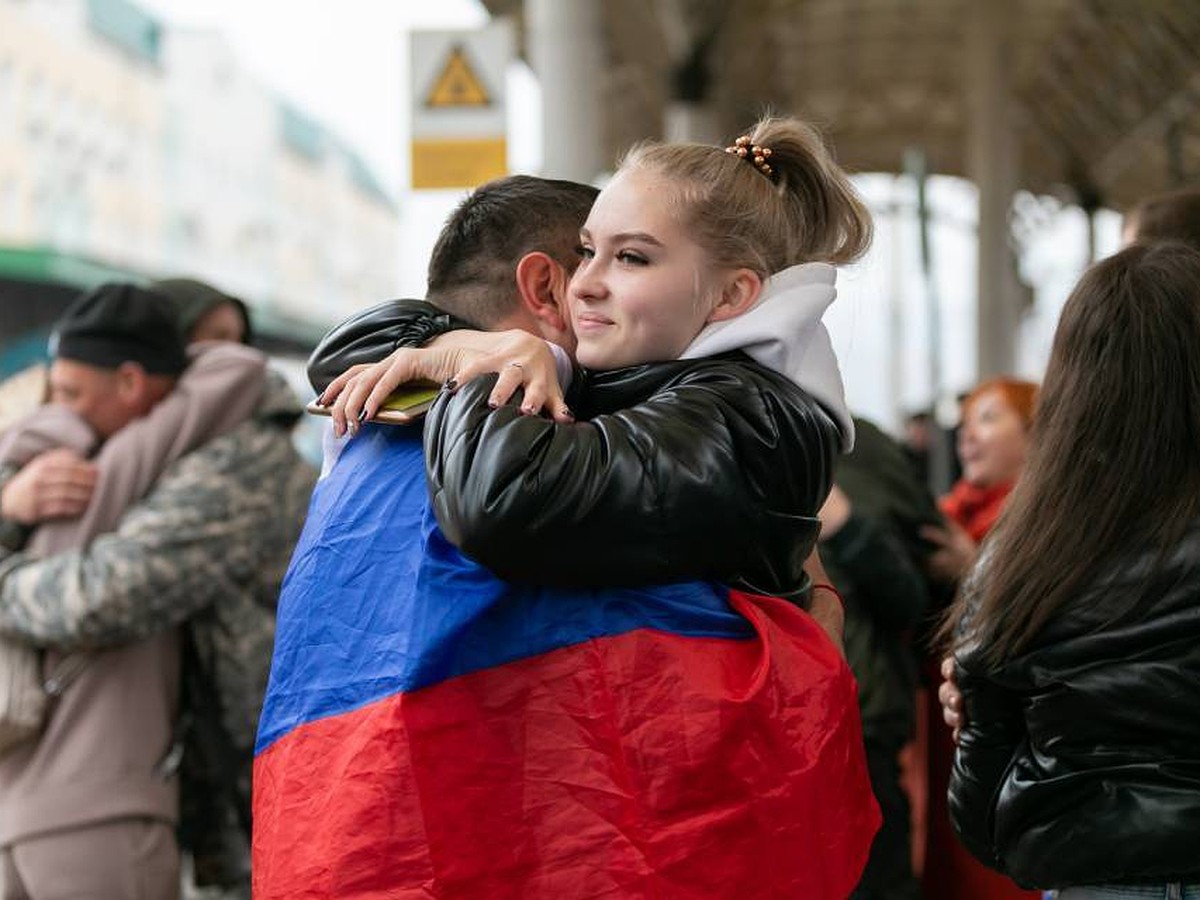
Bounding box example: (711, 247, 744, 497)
(1, 178, 17, 232)
(25, 70, 45, 138)
(0, 60, 12, 119)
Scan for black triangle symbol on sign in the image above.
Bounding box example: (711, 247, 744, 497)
(425, 45, 492, 108)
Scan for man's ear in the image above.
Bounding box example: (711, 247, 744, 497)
(706, 268, 762, 324)
(515, 251, 571, 335)
(113, 361, 149, 406)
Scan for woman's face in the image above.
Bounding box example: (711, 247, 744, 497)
(189, 301, 246, 344)
(957, 388, 1030, 488)
(569, 168, 723, 369)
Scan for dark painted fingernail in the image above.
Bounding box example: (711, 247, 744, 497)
(357, 409, 368, 423)
(444, 378, 458, 392)
(488, 400, 499, 409)
(560, 406, 572, 417)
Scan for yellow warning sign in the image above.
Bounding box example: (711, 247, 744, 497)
(412, 137, 507, 190)
(425, 46, 492, 108)
(411, 24, 511, 189)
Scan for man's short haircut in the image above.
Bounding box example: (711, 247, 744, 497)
(1128, 186, 1200, 250)
(426, 175, 599, 327)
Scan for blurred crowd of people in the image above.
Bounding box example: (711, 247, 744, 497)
(0, 134, 1198, 899)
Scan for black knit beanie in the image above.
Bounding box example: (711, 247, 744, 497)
(50, 283, 188, 375)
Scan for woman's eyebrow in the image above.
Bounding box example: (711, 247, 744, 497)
(590, 230, 664, 247)
(616, 231, 663, 246)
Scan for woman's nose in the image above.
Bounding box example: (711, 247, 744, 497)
(958, 424, 980, 454)
(570, 265, 605, 302)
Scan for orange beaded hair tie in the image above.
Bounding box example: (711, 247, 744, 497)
(725, 134, 775, 180)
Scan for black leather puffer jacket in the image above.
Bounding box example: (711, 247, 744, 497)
(425, 355, 837, 600)
(308, 299, 839, 601)
(949, 526, 1200, 889)
(307, 298, 473, 392)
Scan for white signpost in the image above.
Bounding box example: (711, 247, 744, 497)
(410, 21, 513, 190)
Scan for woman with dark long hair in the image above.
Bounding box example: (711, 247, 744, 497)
(944, 240, 1200, 898)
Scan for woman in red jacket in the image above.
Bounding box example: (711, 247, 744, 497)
(925, 378, 1038, 580)
(919, 377, 1040, 900)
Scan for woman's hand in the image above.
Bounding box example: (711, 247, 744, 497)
(319, 343, 460, 438)
(939, 655, 965, 745)
(920, 518, 979, 584)
(318, 330, 571, 437)
(446, 330, 571, 423)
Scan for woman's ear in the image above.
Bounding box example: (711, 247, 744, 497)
(707, 269, 762, 324)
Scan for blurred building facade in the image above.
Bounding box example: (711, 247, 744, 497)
(0, 0, 398, 346)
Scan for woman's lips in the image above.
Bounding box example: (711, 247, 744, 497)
(575, 314, 614, 331)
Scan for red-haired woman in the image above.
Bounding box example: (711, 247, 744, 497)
(928, 379, 1038, 577)
(919, 378, 1040, 900)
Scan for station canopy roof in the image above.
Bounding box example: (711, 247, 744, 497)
(482, 0, 1200, 210)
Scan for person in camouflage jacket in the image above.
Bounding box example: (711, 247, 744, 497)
(0, 290, 314, 897)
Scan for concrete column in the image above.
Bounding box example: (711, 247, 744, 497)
(528, 0, 604, 183)
(665, 103, 720, 144)
(966, 0, 1020, 379)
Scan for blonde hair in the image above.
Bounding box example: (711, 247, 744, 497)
(618, 116, 873, 277)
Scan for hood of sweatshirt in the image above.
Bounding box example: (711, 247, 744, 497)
(680, 262, 853, 450)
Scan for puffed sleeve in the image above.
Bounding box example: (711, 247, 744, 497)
(306, 299, 475, 394)
(424, 359, 838, 598)
(947, 655, 1025, 873)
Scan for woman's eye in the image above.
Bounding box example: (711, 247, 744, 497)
(575, 244, 594, 260)
(616, 250, 649, 265)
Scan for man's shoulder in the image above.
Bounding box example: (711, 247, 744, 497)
(122, 411, 313, 537)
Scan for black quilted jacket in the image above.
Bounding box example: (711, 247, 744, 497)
(949, 527, 1200, 889)
(308, 298, 839, 601)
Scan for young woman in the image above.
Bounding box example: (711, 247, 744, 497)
(944, 241, 1200, 897)
(326, 118, 870, 602)
(304, 117, 882, 898)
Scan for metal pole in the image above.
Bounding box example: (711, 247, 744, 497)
(967, 0, 1020, 380)
(887, 178, 905, 434)
(665, 29, 720, 144)
(1166, 119, 1185, 186)
(904, 147, 953, 496)
(1086, 207, 1097, 264)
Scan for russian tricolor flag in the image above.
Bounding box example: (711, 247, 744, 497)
(254, 423, 879, 898)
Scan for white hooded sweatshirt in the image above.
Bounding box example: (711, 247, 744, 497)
(681, 262, 854, 450)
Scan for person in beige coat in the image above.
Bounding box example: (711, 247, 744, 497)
(0, 284, 311, 898)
